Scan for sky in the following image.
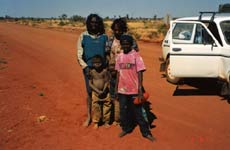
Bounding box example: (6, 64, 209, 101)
(0, 0, 229, 18)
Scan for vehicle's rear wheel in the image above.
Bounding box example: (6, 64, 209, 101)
(165, 58, 180, 84)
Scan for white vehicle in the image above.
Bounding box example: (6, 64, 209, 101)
(160, 5, 230, 94)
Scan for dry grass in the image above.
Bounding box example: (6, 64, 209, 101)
(13, 19, 167, 42)
(105, 20, 166, 42)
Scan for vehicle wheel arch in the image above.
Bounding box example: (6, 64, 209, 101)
(165, 56, 181, 84)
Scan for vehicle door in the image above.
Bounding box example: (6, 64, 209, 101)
(162, 29, 170, 60)
(169, 21, 221, 78)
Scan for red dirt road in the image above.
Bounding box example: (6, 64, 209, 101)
(0, 23, 230, 150)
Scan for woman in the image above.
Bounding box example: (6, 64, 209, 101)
(77, 14, 108, 127)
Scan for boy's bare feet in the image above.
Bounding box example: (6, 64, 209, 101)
(104, 123, 110, 128)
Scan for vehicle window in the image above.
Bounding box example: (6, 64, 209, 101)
(194, 24, 203, 44)
(220, 21, 230, 45)
(172, 23, 194, 40)
(194, 24, 214, 45)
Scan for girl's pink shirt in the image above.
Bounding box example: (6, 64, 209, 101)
(115, 50, 146, 94)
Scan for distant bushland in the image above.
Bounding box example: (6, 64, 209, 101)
(0, 14, 169, 42)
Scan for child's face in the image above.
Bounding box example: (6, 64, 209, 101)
(109, 64, 117, 77)
(113, 24, 123, 40)
(93, 61, 102, 70)
(121, 40, 132, 54)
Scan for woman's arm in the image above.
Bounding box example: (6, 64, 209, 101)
(77, 32, 88, 69)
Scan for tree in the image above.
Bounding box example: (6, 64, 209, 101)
(153, 15, 157, 20)
(60, 14, 68, 20)
(70, 15, 85, 22)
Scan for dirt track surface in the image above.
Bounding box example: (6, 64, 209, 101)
(0, 22, 230, 150)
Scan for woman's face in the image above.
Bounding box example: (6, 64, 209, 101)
(113, 24, 123, 40)
(90, 17, 99, 34)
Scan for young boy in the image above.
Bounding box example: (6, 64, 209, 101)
(115, 35, 155, 142)
(89, 55, 111, 129)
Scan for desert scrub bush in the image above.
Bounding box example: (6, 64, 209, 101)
(23, 20, 29, 26)
(69, 21, 85, 30)
(47, 21, 53, 27)
(32, 22, 37, 27)
(128, 30, 141, 40)
(157, 23, 168, 36)
(70, 15, 85, 22)
(147, 31, 159, 39)
(134, 32, 141, 40)
(58, 20, 66, 26)
(71, 23, 76, 27)
(143, 20, 153, 29)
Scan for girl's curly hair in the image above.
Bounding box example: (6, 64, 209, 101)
(111, 18, 128, 33)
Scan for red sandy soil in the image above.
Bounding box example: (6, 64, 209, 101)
(0, 22, 230, 150)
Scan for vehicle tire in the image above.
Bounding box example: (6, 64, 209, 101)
(165, 58, 180, 84)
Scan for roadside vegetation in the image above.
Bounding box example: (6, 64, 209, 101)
(0, 14, 170, 42)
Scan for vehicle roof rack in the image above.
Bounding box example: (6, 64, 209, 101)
(199, 11, 217, 21)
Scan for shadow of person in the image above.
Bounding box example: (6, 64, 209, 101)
(143, 101, 157, 128)
(220, 95, 230, 104)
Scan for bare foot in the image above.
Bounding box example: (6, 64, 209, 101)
(93, 123, 99, 129)
(82, 118, 91, 127)
(104, 123, 110, 128)
(112, 121, 120, 126)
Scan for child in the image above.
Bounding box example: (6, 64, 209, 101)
(107, 18, 138, 64)
(115, 35, 155, 142)
(108, 60, 120, 125)
(89, 55, 111, 129)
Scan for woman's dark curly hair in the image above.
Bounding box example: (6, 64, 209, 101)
(86, 14, 105, 34)
(111, 18, 128, 33)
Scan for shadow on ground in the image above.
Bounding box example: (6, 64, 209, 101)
(172, 78, 230, 104)
(143, 101, 157, 128)
(173, 78, 221, 96)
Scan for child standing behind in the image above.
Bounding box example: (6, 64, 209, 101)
(108, 60, 120, 125)
(89, 55, 111, 129)
(115, 35, 155, 142)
